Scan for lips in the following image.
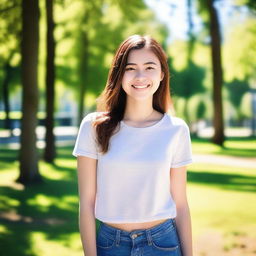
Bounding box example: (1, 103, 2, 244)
(131, 84, 151, 89)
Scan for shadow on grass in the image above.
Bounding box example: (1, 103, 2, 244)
(0, 181, 77, 255)
(0, 153, 77, 255)
(217, 147, 256, 158)
(0, 148, 18, 164)
(188, 170, 256, 193)
(0, 142, 255, 255)
(56, 146, 74, 160)
(0, 146, 74, 171)
(0, 146, 102, 256)
(191, 137, 256, 158)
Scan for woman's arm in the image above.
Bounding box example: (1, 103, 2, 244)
(77, 156, 98, 256)
(170, 166, 193, 256)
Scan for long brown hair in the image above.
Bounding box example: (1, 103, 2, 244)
(94, 34, 172, 154)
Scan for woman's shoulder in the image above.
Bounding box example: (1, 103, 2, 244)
(165, 113, 189, 130)
(165, 113, 187, 125)
(80, 112, 111, 131)
(83, 111, 108, 121)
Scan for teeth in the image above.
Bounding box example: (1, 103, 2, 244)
(132, 85, 149, 89)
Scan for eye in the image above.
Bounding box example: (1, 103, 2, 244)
(125, 67, 135, 71)
(146, 66, 154, 70)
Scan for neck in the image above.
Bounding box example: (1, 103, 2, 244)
(123, 99, 155, 122)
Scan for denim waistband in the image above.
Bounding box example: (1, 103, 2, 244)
(98, 218, 176, 243)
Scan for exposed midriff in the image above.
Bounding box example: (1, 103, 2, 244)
(104, 218, 169, 232)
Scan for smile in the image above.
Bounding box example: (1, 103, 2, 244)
(131, 84, 151, 89)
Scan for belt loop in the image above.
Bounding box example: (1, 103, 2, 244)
(116, 229, 121, 246)
(171, 218, 176, 227)
(146, 230, 152, 246)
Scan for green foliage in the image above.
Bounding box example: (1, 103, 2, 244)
(0, 64, 21, 101)
(0, 0, 22, 96)
(195, 0, 210, 29)
(0, 0, 21, 49)
(246, 0, 256, 11)
(196, 100, 207, 119)
(0, 0, 255, 125)
(171, 60, 205, 99)
(225, 79, 250, 114)
(52, 0, 168, 110)
(223, 17, 256, 82)
(240, 92, 253, 118)
(235, 0, 256, 12)
(168, 40, 210, 122)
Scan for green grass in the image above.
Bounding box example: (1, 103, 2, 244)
(0, 138, 255, 255)
(188, 163, 256, 234)
(188, 162, 256, 255)
(0, 151, 84, 255)
(191, 136, 256, 157)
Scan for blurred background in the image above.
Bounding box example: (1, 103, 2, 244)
(0, 0, 255, 255)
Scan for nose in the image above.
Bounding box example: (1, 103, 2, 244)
(135, 70, 146, 80)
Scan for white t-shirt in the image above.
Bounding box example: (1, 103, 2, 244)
(73, 112, 193, 223)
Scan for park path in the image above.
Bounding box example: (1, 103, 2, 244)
(193, 154, 256, 169)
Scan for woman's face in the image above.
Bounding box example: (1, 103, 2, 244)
(121, 47, 164, 102)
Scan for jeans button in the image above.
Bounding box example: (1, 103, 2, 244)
(131, 234, 138, 239)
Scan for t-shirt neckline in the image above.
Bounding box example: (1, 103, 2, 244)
(120, 113, 167, 129)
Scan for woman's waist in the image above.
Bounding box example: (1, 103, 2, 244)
(103, 218, 169, 232)
(98, 218, 176, 242)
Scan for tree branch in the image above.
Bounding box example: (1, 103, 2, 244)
(0, 4, 19, 14)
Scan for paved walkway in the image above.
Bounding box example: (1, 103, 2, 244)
(193, 154, 256, 169)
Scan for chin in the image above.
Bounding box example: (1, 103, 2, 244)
(126, 94, 153, 102)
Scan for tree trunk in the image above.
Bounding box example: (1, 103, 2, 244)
(207, 0, 225, 145)
(44, 0, 56, 163)
(78, 31, 89, 124)
(184, 98, 190, 125)
(187, 0, 195, 62)
(18, 0, 41, 184)
(184, 0, 194, 126)
(2, 61, 12, 131)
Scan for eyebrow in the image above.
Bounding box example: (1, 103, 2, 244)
(126, 61, 157, 66)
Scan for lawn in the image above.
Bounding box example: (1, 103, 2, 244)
(0, 137, 255, 256)
(191, 136, 256, 157)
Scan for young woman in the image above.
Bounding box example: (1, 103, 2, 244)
(73, 35, 193, 256)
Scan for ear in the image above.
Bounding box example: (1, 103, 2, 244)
(161, 71, 164, 81)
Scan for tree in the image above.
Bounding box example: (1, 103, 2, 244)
(76, 8, 91, 125)
(223, 18, 256, 82)
(2, 54, 14, 131)
(166, 1, 205, 124)
(206, 0, 225, 145)
(72, 0, 166, 123)
(225, 79, 250, 122)
(171, 60, 205, 122)
(44, 0, 56, 163)
(0, 0, 21, 132)
(18, 0, 41, 184)
(245, 0, 256, 12)
(187, 0, 196, 62)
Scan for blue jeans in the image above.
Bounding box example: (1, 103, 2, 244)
(96, 218, 182, 256)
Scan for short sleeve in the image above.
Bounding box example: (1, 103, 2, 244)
(171, 122, 193, 168)
(72, 113, 98, 159)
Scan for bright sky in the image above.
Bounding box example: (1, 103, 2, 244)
(145, 0, 196, 41)
(144, 0, 248, 42)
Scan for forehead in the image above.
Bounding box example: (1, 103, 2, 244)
(127, 47, 160, 65)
